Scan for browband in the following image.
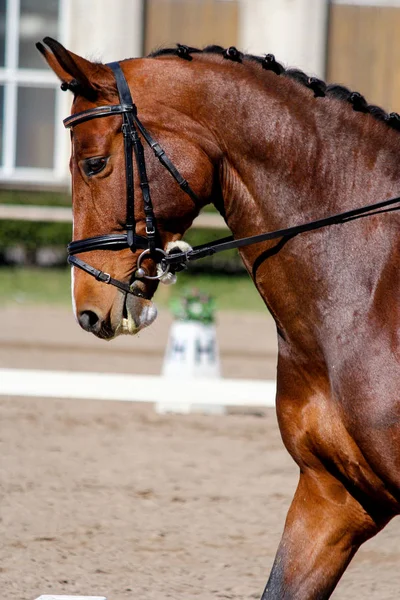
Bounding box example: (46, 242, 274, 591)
(64, 104, 135, 128)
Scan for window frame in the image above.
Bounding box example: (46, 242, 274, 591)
(0, 0, 70, 186)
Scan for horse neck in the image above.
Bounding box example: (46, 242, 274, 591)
(200, 74, 400, 232)
(192, 67, 400, 349)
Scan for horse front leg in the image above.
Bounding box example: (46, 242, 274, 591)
(261, 469, 382, 600)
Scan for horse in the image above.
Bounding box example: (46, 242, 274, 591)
(37, 37, 400, 599)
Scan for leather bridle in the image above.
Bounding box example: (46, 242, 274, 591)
(65, 61, 400, 295)
(65, 60, 201, 293)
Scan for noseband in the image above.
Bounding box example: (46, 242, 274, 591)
(65, 61, 400, 296)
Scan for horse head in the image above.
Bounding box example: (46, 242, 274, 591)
(37, 38, 220, 339)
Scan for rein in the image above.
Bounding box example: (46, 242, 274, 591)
(163, 195, 400, 270)
(65, 61, 400, 295)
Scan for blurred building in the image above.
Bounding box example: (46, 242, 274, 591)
(0, 0, 398, 190)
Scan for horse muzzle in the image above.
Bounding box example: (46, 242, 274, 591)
(76, 281, 157, 339)
(119, 290, 158, 335)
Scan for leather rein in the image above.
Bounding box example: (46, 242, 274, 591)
(66, 61, 400, 295)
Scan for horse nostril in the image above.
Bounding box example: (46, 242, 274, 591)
(78, 309, 101, 332)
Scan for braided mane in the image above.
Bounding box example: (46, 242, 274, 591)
(149, 44, 400, 132)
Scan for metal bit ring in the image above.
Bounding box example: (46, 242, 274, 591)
(135, 248, 170, 280)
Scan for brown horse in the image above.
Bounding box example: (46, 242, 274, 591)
(37, 38, 400, 599)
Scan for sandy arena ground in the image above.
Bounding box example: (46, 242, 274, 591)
(1, 307, 400, 599)
(1, 397, 400, 600)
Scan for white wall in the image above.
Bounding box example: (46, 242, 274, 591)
(238, 0, 329, 78)
(67, 0, 144, 63)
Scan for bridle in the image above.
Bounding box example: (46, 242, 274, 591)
(65, 61, 400, 295)
(65, 61, 203, 293)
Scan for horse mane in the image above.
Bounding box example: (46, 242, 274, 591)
(148, 44, 400, 133)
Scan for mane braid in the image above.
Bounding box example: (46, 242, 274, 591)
(285, 69, 311, 87)
(147, 44, 400, 132)
(223, 46, 243, 62)
(203, 45, 225, 55)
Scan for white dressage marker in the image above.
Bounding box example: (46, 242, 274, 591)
(35, 596, 107, 600)
(162, 320, 221, 379)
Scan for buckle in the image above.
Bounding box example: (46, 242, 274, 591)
(97, 271, 111, 284)
(150, 142, 165, 158)
(146, 224, 156, 235)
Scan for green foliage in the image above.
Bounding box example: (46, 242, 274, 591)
(170, 288, 216, 323)
(0, 188, 71, 206)
(0, 189, 71, 259)
(0, 219, 71, 252)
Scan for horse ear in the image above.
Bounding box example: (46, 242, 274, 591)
(36, 37, 98, 100)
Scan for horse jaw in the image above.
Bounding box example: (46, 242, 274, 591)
(114, 293, 158, 337)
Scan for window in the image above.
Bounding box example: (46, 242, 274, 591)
(0, 0, 69, 185)
(19, 0, 58, 70)
(0, 0, 5, 67)
(16, 86, 56, 168)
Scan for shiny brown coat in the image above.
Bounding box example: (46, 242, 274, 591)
(38, 38, 400, 599)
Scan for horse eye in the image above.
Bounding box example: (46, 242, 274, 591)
(83, 156, 109, 177)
